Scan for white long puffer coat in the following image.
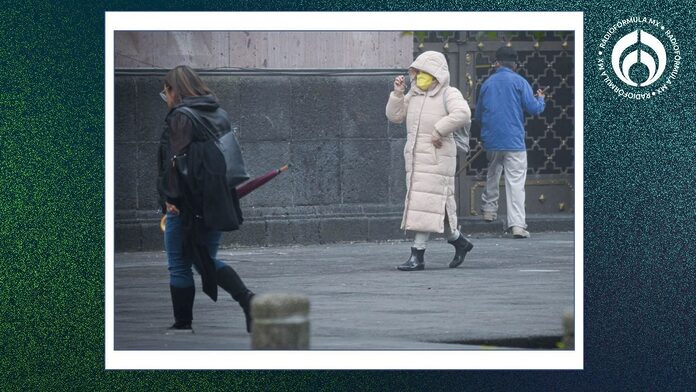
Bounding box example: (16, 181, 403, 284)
(386, 51, 471, 234)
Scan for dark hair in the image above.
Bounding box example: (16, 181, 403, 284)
(495, 46, 518, 62)
(163, 65, 214, 102)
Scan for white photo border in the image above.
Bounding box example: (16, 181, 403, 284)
(105, 11, 584, 370)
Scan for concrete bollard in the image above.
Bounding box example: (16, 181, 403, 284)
(251, 293, 310, 350)
(562, 312, 574, 350)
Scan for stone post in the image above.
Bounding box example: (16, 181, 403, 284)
(251, 293, 310, 350)
(562, 311, 574, 349)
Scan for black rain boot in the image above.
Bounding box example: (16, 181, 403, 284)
(216, 266, 255, 333)
(168, 285, 195, 332)
(397, 247, 425, 271)
(448, 233, 474, 268)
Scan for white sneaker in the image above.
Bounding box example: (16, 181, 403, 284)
(482, 211, 496, 222)
(512, 226, 530, 238)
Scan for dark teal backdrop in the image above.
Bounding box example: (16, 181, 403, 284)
(0, 1, 694, 391)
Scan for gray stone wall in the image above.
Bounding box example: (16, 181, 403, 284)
(114, 71, 409, 251)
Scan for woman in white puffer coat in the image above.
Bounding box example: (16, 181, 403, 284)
(386, 51, 474, 271)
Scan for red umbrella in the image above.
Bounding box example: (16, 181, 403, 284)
(160, 164, 290, 231)
(235, 164, 290, 198)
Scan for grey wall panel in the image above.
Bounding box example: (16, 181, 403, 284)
(289, 78, 342, 140)
(389, 139, 407, 206)
(114, 142, 138, 211)
(341, 140, 390, 204)
(114, 78, 138, 143)
(340, 77, 392, 139)
(237, 77, 291, 142)
(136, 142, 160, 211)
(289, 140, 341, 206)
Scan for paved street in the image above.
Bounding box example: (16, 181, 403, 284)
(113, 231, 575, 350)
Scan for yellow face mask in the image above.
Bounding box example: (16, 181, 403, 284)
(416, 71, 435, 90)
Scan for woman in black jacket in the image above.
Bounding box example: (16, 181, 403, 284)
(157, 65, 254, 333)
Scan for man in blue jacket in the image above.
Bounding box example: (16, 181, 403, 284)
(474, 46, 546, 238)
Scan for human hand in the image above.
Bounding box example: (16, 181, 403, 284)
(432, 132, 442, 149)
(165, 202, 179, 215)
(394, 75, 406, 95)
(535, 87, 548, 99)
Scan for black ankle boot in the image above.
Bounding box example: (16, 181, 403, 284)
(448, 233, 474, 268)
(397, 247, 425, 271)
(216, 266, 255, 333)
(169, 285, 195, 332)
(240, 291, 255, 334)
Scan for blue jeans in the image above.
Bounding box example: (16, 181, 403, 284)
(164, 213, 227, 288)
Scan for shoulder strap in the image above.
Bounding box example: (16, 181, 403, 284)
(176, 106, 218, 140)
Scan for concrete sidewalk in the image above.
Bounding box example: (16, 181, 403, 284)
(113, 231, 575, 350)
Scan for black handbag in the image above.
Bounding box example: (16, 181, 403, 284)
(175, 106, 250, 188)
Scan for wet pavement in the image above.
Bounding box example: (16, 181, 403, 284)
(113, 231, 575, 351)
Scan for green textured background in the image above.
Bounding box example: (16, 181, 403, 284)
(1, 1, 694, 390)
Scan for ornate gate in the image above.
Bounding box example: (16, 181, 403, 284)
(415, 31, 575, 219)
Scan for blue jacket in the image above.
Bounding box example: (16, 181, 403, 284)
(474, 67, 545, 151)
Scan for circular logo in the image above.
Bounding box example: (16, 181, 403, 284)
(597, 17, 681, 99)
